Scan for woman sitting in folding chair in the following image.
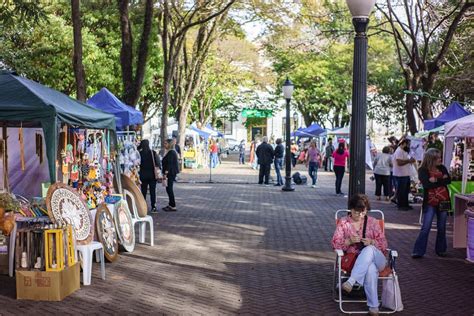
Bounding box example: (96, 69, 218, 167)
(332, 194, 388, 316)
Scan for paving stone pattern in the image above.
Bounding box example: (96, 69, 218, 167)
(1, 157, 473, 315)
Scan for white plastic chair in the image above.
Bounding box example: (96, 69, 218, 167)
(333, 209, 400, 314)
(123, 189, 154, 246)
(76, 241, 105, 286)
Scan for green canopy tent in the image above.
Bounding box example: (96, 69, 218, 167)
(0, 71, 116, 183)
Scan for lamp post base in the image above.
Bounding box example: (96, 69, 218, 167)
(282, 176, 295, 191)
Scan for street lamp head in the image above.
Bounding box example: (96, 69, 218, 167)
(282, 78, 294, 100)
(292, 112, 298, 122)
(345, 0, 376, 19)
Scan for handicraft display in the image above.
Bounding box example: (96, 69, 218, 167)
(114, 200, 135, 252)
(46, 183, 93, 245)
(121, 174, 148, 218)
(95, 204, 118, 262)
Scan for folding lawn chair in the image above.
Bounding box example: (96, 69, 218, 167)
(333, 209, 401, 314)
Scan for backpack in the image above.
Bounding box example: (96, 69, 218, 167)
(292, 172, 307, 185)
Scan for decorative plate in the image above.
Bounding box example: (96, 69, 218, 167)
(46, 183, 93, 245)
(114, 200, 135, 252)
(95, 204, 119, 262)
(121, 174, 148, 217)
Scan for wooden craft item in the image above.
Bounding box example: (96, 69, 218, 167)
(46, 183, 93, 245)
(95, 204, 118, 262)
(114, 200, 135, 253)
(44, 229, 64, 271)
(121, 174, 148, 217)
(19, 126, 25, 171)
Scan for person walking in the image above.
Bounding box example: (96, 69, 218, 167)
(412, 148, 451, 258)
(161, 138, 180, 212)
(238, 140, 246, 164)
(249, 140, 256, 168)
(210, 139, 219, 168)
(393, 138, 416, 210)
(305, 140, 322, 188)
(273, 138, 284, 186)
(332, 140, 349, 195)
(373, 146, 393, 201)
(138, 139, 160, 212)
(290, 140, 298, 167)
(256, 136, 274, 185)
(325, 138, 335, 171)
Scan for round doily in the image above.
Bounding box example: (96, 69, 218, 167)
(95, 204, 118, 262)
(114, 200, 135, 252)
(46, 183, 93, 245)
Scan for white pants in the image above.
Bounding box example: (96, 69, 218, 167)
(348, 245, 387, 308)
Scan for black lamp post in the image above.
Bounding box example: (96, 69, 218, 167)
(346, 0, 375, 197)
(282, 78, 295, 192)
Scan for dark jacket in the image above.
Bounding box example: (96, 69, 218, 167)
(139, 150, 160, 180)
(418, 165, 451, 209)
(162, 149, 180, 178)
(256, 142, 274, 165)
(274, 144, 284, 159)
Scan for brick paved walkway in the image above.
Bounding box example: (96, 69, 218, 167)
(1, 154, 473, 315)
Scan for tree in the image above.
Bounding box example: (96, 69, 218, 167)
(376, 0, 474, 134)
(71, 0, 87, 101)
(118, 0, 154, 107)
(157, 0, 237, 149)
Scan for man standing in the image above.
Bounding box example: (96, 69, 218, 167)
(171, 136, 181, 157)
(392, 138, 416, 210)
(238, 140, 246, 164)
(256, 136, 274, 185)
(273, 138, 284, 186)
(325, 138, 335, 171)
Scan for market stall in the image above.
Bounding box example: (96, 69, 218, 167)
(87, 87, 144, 130)
(443, 114, 474, 249)
(0, 71, 138, 299)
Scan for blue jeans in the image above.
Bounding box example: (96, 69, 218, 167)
(210, 153, 218, 168)
(348, 245, 387, 308)
(239, 153, 245, 164)
(413, 205, 447, 256)
(274, 158, 283, 185)
(308, 161, 319, 185)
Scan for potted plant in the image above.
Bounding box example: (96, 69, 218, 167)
(0, 193, 18, 236)
(0, 193, 20, 215)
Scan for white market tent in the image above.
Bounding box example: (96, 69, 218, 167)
(443, 114, 474, 193)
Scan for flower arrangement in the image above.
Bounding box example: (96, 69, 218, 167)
(0, 193, 20, 212)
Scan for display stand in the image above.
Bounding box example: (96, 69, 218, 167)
(448, 181, 474, 211)
(453, 194, 474, 248)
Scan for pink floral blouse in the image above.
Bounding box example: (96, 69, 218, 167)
(332, 216, 388, 254)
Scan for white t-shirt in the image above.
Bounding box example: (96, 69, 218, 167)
(392, 147, 412, 177)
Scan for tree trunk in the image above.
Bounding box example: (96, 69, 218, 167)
(405, 93, 418, 135)
(71, 0, 87, 102)
(118, 0, 134, 105)
(130, 0, 153, 106)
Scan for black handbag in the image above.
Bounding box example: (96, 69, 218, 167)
(439, 200, 451, 212)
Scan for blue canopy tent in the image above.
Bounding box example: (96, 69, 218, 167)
(303, 123, 325, 136)
(87, 87, 144, 129)
(423, 102, 470, 130)
(291, 127, 315, 137)
(205, 123, 224, 137)
(190, 124, 212, 138)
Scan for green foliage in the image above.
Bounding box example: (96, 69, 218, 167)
(0, 2, 163, 119)
(265, 1, 403, 129)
